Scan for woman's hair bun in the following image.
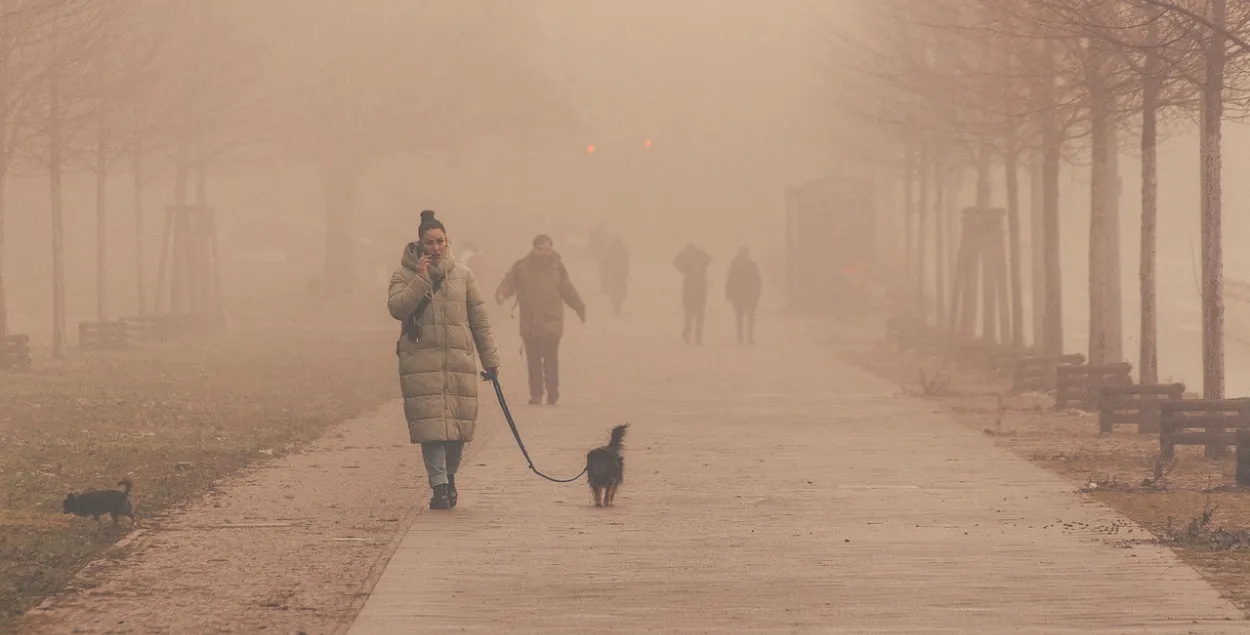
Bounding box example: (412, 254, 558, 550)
(420, 210, 436, 222)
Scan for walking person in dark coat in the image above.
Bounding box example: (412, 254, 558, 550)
(725, 246, 762, 344)
(496, 234, 586, 405)
(673, 243, 712, 345)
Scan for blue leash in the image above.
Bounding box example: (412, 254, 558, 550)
(481, 371, 587, 483)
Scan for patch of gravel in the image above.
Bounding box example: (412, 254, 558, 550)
(20, 400, 458, 635)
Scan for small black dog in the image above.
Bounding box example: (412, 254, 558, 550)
(63, 478, 135, 524)
(586, 424, 628, 507)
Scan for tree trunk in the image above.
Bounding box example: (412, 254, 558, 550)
(0, 0, 8, 339)
(975, 139, 992, 209)
(50, 58, 65, 357)
(1201, 0, 1227, 400)
(322, 158, 359, 298)
(1139, 29, 1160, 387)
(1088, 64, 1111, 366)
(0, 170, 7, 339)
(168, 141, 190, 315)
(95, 50, 108, 322)
(1005, 144, 1023, 349)
(196, 153, 216, 314)
(1040, 39, 1064, 358)
(1105, 120, 1123, 363)
(934, 159, 946, 331)
(902, 145, 914, 316)
(948, 168, 960, 281)
(133, 111, 145, 316)
(981, 215, 998, 345)
(1029, 148, 1045, 348)
(975, 140, 993, 343)
(998, 5, 1022, 350)
(187, 141, 207, 316)
(916, 139, 928, 324)
(95, 158, 108, 321)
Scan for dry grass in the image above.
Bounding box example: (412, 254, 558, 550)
(822, 314, 1250, 617)
(0, 324, 397, 632)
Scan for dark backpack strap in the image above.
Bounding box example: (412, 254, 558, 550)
(399, 274, 444, 345)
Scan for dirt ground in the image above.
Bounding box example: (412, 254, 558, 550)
(18, 397, 438, 635)
(1, 323, 399, 634)
(16, 306, 1250, 632)
(822, 314, 1250, 617)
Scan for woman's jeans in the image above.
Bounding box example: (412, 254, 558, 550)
(421, 441, 464, 487)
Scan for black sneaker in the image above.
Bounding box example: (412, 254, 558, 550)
(528, 396, 543, 405)
(429, 484, 451, 510)
(447, 475, 458, 509)
(547, 394, 559, 406)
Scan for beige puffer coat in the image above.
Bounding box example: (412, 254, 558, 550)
(388, 243, 501, 444)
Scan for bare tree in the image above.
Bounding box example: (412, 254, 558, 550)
(0, 0, 69, 339)
(1128, 0, 1250, 397)
(75, 1, 171, 321)
(1045, 0, 1206, 386)
(33, 1, 108, 357)
(838, 0, 1250, 404)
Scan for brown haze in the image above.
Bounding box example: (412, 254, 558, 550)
(1, 0, 843, 341)
(13, 0, 1250, 631)
(2, 0, 1243, 390)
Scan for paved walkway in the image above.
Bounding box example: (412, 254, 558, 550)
(348, 311, 1250, 634)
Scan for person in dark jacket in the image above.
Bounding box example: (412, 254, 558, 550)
(496, 234, 586, 405)
(673, 243, 712, 345)
(725, 246, 762, 344)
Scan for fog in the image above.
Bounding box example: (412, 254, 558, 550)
(22, 3, 1250, 630)
(0, 0, 845, 344)
(1, 0, 1247, 396)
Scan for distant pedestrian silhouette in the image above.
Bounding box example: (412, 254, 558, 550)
(673, 243, 712, 345)
(725, 246, 762, 344)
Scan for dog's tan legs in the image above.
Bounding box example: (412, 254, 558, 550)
(605, 484, 616, 507)
(593, 487, 603, 507)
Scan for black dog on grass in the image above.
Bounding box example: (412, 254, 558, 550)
(586, 424, 628, 507)
(63, 478, 135, 524)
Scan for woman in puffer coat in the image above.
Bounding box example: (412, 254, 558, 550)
(388, 210, 501, 510)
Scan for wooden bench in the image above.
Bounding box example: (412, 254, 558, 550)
(79, 320, 129, 350)
(1054, 362, 1132, 411)
(0, 334, 30, 371)
(1160, 398, 1250, 459)
(1098, 383, 1186, 435)
(1009, 353, 1085, 393)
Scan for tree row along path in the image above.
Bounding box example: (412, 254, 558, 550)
(348, 312, 1250, 634)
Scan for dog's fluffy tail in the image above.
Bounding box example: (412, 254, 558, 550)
(608, 423, 629, 451)
(118, 478, 133, 494)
